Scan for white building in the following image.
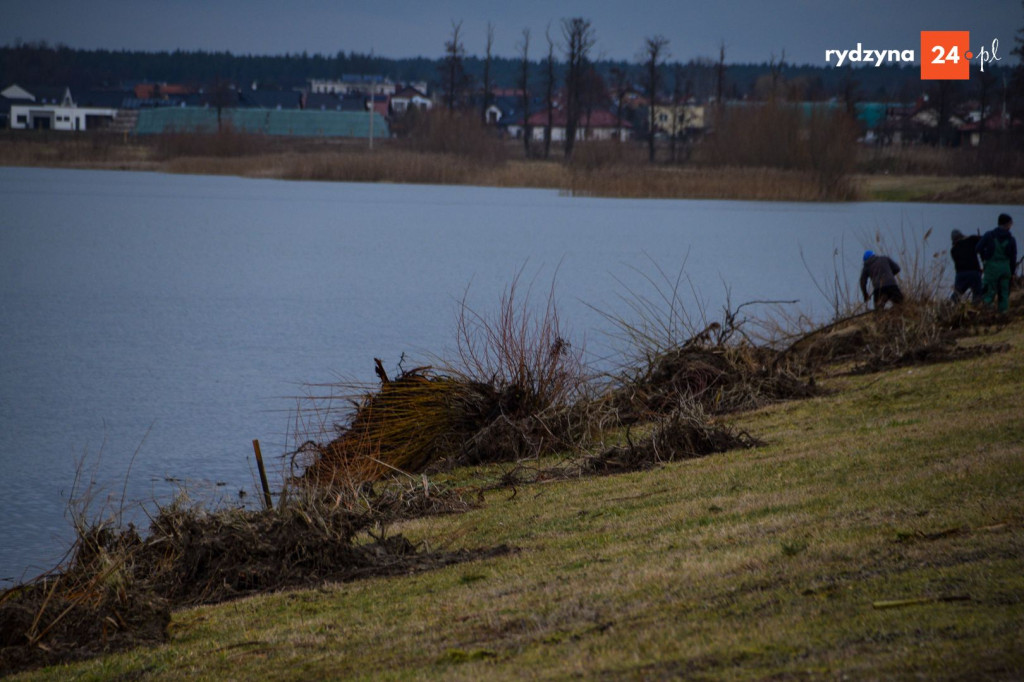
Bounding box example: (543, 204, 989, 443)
(4, 84, 119, 131)
(309, 76, 396, 96)
(390, 87, 432, 114)
(10, 103, 119, 131)
(507, 109, 632, 143)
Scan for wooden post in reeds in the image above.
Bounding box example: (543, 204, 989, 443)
(252, 439, 273, 510)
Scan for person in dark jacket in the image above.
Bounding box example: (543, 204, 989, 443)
(950, 229, 982, 301)
(859, 250, 904, 310)
(976, 213, 1017, 313)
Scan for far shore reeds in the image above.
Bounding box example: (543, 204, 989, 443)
(3, 110, 1024, 204)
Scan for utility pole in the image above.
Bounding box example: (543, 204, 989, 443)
(368, 94, 374, 150)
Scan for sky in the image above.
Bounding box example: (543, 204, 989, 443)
(1, 0, 1020, 66)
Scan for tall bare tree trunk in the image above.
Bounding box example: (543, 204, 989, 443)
(611, 66, 627, 143)
(519, 28, 532, 157)
(561, 17, 595, 161)
(481, 22, 495, 124)
(442, 21, 467, 111)
(716, 41, 726, 108)
(643, 35, 669, 164)
(544, 27, 555, 159)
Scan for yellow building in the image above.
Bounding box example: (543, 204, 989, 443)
(651, 104, 705, 136)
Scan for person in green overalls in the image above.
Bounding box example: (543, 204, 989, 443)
(976, 213, 1017, 313)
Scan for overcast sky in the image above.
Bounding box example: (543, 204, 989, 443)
(1, 0, 1019, 66)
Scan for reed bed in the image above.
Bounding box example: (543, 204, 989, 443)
(5, 121, 1024, 203)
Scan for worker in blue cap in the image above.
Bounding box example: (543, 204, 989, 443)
(859, 250, 904, 311)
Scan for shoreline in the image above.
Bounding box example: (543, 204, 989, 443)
(2, 133, 1022, 205)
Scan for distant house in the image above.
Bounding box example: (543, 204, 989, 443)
(650, 103, 705, 138)
(4, 83, 118, 131)
(958, 112, 1010, 147)
(390, 86, 431, 115)
(507, 108, 632, 142)
(484, 103, 503, 125)
(484, 94, 522, 126)
(133, 83, 194, 100)
(309, 75, 396, 96)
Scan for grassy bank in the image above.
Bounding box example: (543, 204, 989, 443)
(2, 131, 1022, 204)
(858, 173, 1024, 205)
(10, 316, 1023, 680)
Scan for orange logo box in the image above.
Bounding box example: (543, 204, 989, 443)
(921, 31, 971, 80)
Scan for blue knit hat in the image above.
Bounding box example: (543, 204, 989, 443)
(863, 250, 874, 261)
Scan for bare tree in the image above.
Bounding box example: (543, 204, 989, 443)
(441, 20, 469, 111)
(670, 63, 684, 163)
(976, 68, 997, 144)
(579, 67, 609, 138)
(641, 35, 669, 163)
(610, 65, 629, 143)
(716, 41, 726, 107)
(768, 49, 786, 102)
(209, 75, 236, 133)
(933, 79, 962, 147)
(544, 26, 556, 159)
(561, 17, 596, 160)
(481, 22, 495, 123)
(840, 68, 860, 117)
(1010, 3, 1024, 129)
(518, 28, 532, 157)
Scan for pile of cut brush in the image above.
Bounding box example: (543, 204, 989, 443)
(577, 401, 763, 476)
(610, 338, 819, 424)
(0, 484, 500, 675)
(780, 300, 1016, 375)
(296, 363, 591, 486)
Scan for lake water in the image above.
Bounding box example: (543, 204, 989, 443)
(0, 166, 1010, 583)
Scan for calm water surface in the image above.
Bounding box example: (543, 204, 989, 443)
(0, 166, 1009, 582)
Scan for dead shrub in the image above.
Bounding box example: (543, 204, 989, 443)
(0, 479, 494, 675)
(578, 401, 762, 475)
(614, 344, 817, 421)
(780, 302, 1012, 375)
(0, 524, 169, 675)
(295, 367, 496, 485)
(597, 259, 820, 422)
(296, 273, 594, 487)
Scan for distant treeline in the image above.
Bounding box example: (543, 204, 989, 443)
(0, 42, 1012, 104)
